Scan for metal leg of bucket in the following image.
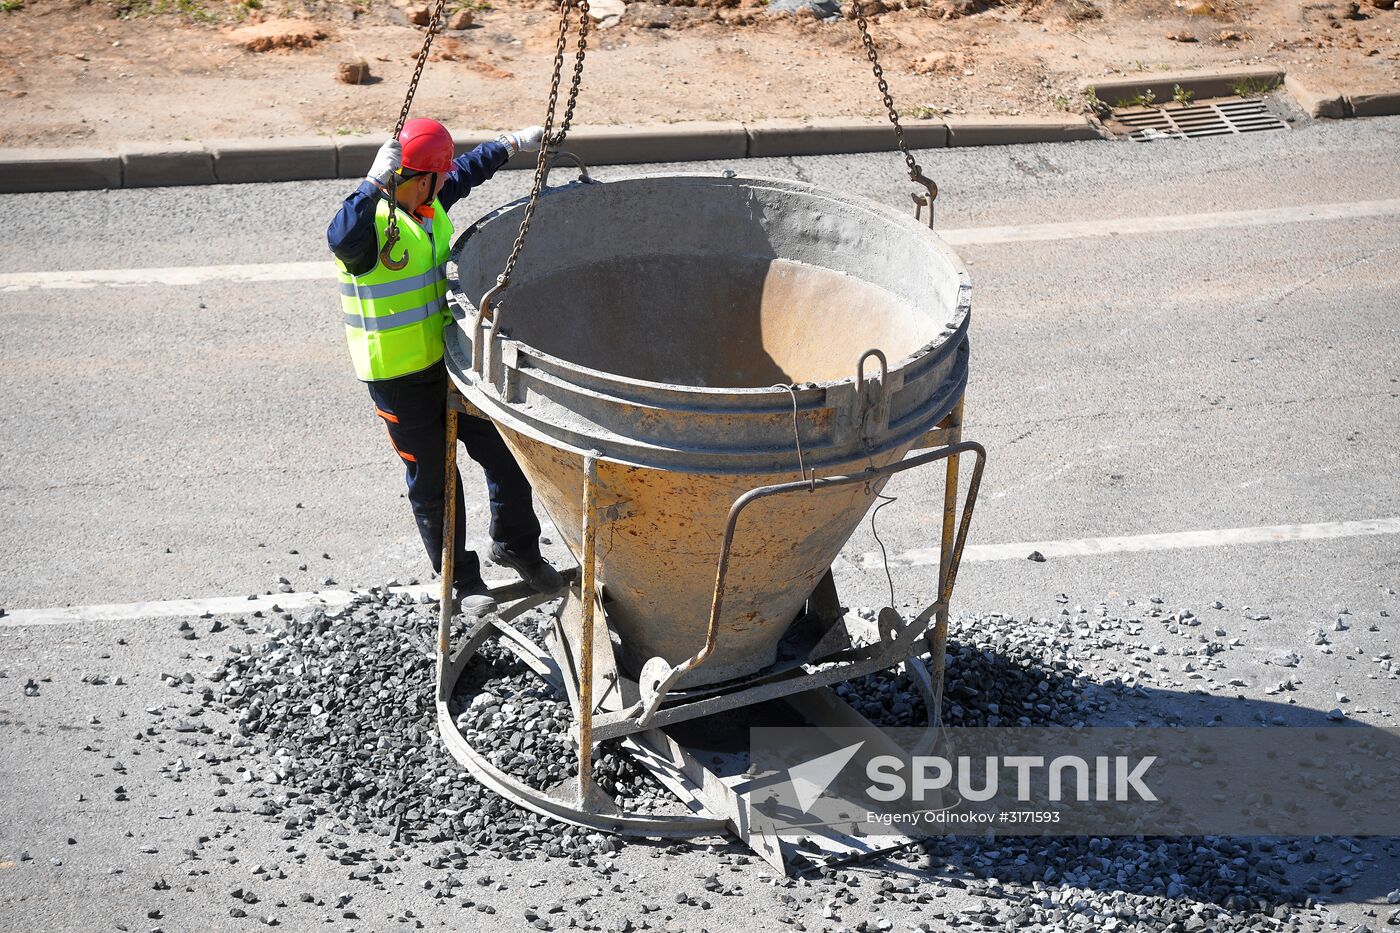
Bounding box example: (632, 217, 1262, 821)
(576, 452, 601, 810)
(927, 397, 965, 726)
(437, 395, 461, 680)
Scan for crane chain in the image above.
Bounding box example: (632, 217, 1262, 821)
(487, 0, 590, 314)
(380, 0, 451, 270)
(552, 0, 590, 146)
(850, 0, 938, 214)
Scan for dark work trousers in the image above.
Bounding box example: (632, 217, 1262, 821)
(365, 361, 542, 591)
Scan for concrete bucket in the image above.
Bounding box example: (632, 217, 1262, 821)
(446, 173, 971, 689)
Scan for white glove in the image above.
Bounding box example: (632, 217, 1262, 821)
(366, 137, 402, 185)
(498, 125, 546, 155)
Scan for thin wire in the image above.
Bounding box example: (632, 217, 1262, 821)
(772, 384, 813, 488)
(599, 514, 617, 591)
(869, 491, 898, 610)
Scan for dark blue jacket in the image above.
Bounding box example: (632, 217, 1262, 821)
(327, 141, 511, 277)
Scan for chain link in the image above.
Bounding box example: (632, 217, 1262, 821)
(383, 0, 451, 260)
(850, 0, 937, 206)
(383, 0, 920, 275)
(552, 0, 590, 146)
(489, 0, 589, 307)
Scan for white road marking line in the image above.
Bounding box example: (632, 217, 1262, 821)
(6, 518, 1397, 626)
(0, 582, 486, 627)
(861, 517, 1400, 569)
(940, 198, 1400, 246)
(5, 198, 1399, 293)
(0, 260, 331, 292)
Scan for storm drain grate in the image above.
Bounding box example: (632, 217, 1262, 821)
(1110, 98, 1289, 141)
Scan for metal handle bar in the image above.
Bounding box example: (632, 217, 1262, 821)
(634, 438, 987, 725)
(540, 150, 595, 189)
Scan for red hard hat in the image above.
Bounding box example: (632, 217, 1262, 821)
(398, 118, 455, 175)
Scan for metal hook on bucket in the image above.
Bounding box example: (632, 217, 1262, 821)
(479, 276, 506, 325)
(856, 349, 891, 451)
(910, 170, 938, 229)
(539, 150, 596, 189)
(471, 276, 508, 379)
(856, 348, 888, 396)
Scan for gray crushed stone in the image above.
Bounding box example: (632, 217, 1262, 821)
(132, 586, 1398, 931)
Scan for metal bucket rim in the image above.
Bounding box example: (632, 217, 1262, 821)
(446, 319, 969, 473)
(449, 172, 971, 400)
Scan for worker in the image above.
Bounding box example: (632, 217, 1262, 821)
(327, 117, 562, 618)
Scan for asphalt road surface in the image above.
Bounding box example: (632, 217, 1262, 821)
(2, 115, 1398, 931)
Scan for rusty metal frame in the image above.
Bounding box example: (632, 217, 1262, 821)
(434, 589, 730, 839)
(576, 451, 601, 805)
(929, 396, 964, 724)
(632, 432, 985, 726)
(433, 385, 984, 866)
(434, 387, 726, 837)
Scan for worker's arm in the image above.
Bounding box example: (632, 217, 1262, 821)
(326, 181, 386, 277)
(326, 139, 402, 277)
(436, 141, 510, 212)
(438, 127, 545, 212)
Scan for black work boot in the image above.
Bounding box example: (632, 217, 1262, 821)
(489, 542, 564, 593)
(453, 579, 498, 619)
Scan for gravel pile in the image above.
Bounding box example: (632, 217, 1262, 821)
(906, 836, 1319, 932)
(161, 588, 1392, 931)
(829, 609, 1327, 931)
(201, 588, 673, 862)
(454, 660, 677, 817)
(837, 609, 1118, 730)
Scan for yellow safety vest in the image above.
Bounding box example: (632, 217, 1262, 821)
(335, 197, 454, 382)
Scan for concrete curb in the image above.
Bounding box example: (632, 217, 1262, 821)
(1285, 75, 1346, 119)
(2, 70, 1397, 193)
(0, 148, 121, 193)
(1344, 90, 1400, 118)
(561, 121, 750, 164)
(0, 116, 1093, 194)
(120, 141, 215, 189)
(747, 118, 948, 157)
(946, 115, 1100, 147)
(1282, 76, 1400, 119)
(1086, 67, 1285, 106)
(210, 137, 338, 184)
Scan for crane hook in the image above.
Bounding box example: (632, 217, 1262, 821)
(910, 170, 938, 228)
(379, 228, 409, 271)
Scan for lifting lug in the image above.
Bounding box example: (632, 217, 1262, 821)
(911, 171, 938, 228)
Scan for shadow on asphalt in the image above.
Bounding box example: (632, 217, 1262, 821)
(825, 642, 1400, 909)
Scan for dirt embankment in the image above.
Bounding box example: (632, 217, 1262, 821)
(1, 0, 1396, 148)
